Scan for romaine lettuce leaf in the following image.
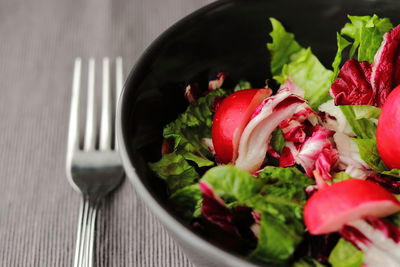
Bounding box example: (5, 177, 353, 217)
(150, 89, 227, 195)
(332, 33, 352, 80)
(249, 211, 303, 265)
(382, 169, 400, 178)
(164, 88, 226, 167)
(234, 80, 253, 91)
(332, 15, 392, 81)
(271, 128, 285, 154)
(267, 18, 303, 76)
(339, 106, 377, 139)
(328, 238, 364, 267)
(353, 138, 387, 172)
(169, 184, 202, 220)
(350, 105, 381, 120)
(268, 18, 333, 109)
(276, 48, 333, 110)
(294, 257, 326, 267)
(149, 152, 199, 192)
(201, 165, 262, 203)
(332, 171, 351, 183)
(341, 15, 393, 62)
(201, 165, 313, 264)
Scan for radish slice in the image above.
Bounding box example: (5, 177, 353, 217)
(377, 85, 400, 169)
(235, 90, 305, 172)
(304, 179, 400, 235)
(212, 89, 272, 164)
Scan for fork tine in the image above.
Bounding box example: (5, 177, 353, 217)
(68, 58, 82, 157)
(84, 58, 96, 151)
(100, 57, 111, 150)
(115, 57, 123, 150)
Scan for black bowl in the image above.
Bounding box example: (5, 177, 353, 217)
(117, 0, 400, 266)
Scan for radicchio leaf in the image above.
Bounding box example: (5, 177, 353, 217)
(235, 89, 305, 172)
(341, 218, 400, 266)
(331, 25, 400, 107)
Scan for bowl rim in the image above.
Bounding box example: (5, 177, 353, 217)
(117, 0, 259, 266)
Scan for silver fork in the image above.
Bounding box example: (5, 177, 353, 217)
(66, 57, 125, 267)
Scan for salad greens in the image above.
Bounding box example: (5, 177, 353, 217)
(148, 13, 400, 267)
(268, 18, 333, 109)
(149, 88, 226, 194)
(202, 166, 311, 265)
(328, 238, 364, 267)
(339, 15, 392, 62)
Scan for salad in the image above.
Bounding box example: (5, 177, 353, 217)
(149, 15, 400, 266)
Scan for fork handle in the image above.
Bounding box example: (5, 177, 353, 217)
(74, 197, 100, 267)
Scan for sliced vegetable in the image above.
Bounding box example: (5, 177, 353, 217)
(340, 218, 400, 266)
(377, 86, 400, 169)
(304, 179, 400, 235)
(235, 90, 305, 172)
(212, 89, 272, 164)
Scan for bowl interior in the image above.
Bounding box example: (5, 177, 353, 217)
(119, 0, 400, 264)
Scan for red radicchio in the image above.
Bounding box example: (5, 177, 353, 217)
(295, 126, 337, 179)
(279, 105, 317, 143)
(208, 72, 228, 91)
(280, 142, 297, 167)
(200, 182, 239, 235)
(315, 145, 339, 181)
(340, 218, 400, 265)
(267, 144, 280, 159)
(235, 89, 305, 172)
(367, 173, 400, 194)
(199, 182, 257, 241)
(331, 25, 400, 107)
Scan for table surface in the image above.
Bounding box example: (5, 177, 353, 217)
(0, 0, 215, 266)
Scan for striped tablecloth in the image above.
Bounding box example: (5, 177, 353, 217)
(0, 0, 214, 265)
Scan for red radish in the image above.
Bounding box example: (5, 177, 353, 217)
(377, 85, 400, 169)
(304, 178, 400, 235)
(212, 89, 272, 163)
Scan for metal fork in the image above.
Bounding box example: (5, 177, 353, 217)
(66, 57, 125, 267)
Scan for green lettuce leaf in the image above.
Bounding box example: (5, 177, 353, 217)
(149, 152, 199, 192)
(164, 88, 226, 167)
(332, 33, 352, 80)
(271, 128, 285, 154)
(332, 171, 352, 183)
(268, 18, 333, 109)
(351, 105, 381, 120)
(294, 257, 326, 267)
(267, 18, 303, 76)
(339, 106, 377, 139)
(257, 166, 312, 206)
(387, 213, 400, 228)
(381, 169, 400, 178)
(169, 184, 202, 220)
(150, 89, 227, 195)
(275, 48, 333, 110)
(353, 138, 387, 172)
(328, 238, 364, 267)
(341, 15, 393, 62)
(201, 166, 313, 265)
(234, 80, 253, 91)
(249, 211, 304, 265)
(201, 165, 262, 203)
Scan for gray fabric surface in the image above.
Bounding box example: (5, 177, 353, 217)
(0, 0, 215, 266)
